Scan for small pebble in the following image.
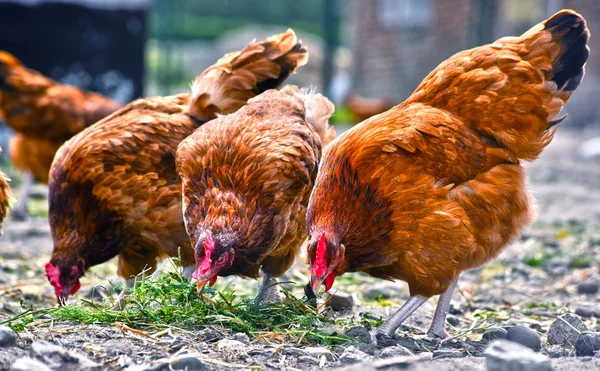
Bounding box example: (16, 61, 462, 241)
(10, 358, 52, 371)
(345, 326, 371, 343)
(575, 332, 600, 356)
(573, 303, 600, 318)
(216, 339, 246, 352)
(548, 313, 587, 347)
(0, 326, 16, 347)
(296, 356, 320, 366)
(505, 325, 541, 351)
(485, 340, 552, 371)
(170, 355, 207, 371)
(577, 281, 599, 295)
(299, 347, 335, 361)
(233, 332, 250, 344)
(378, 345, 413, 359)
(482, 327, 507, 343)
(325, 291, 354, 311)
(339, 345, 372, 365)
(432, 349, 464, 358)
(543, 344, 571, 358)
(197, 328, 222, 342)
(446, 314, 460, 327)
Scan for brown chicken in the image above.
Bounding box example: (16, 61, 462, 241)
(176, 85, 334, 304)
(45, 30, 308, 305)
(0, 51, 122, 216)
(0, 146, 13, 234)
(345, 94, 395, 123)
(305, 10, 589, 341)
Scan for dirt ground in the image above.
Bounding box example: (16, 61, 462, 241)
(0, 129, 599, 370)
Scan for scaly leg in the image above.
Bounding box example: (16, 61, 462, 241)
(254, 273, 282, 305)
(427, 276, 459, 339)
(376, 295, 429, 337)
(181, 264, 196, 281)
(112, 278, 135, 311)
(11, 171, 33, 220)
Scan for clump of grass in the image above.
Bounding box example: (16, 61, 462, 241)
(3, 272, 358, 345)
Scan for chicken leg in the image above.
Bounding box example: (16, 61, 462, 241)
(11, 171, 33, 220)
(254, 273, 282, 305)
(376, 295, 429, 338)
(427, 276, 459, 339)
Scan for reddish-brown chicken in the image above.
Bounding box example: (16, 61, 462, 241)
(306, 10, 589, 341)
(176, 85, 334, 304)
(0, 51, 122, 217)
(0, 146, 12, 234)
(46, 30, 308, 306)
(345, 94, 395, 123)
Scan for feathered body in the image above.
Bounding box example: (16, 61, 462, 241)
(0, 51, 123, 183)
(176, 86, 334, 286)
(306, 10, 589, 336)
(46, 30, 308, 303)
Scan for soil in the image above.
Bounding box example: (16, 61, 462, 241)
(0, 129, 599, 370)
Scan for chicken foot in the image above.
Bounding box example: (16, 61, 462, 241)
(11, 170, 33, 220)
(375, 295, 429, 340)
(254, 273, 282, 305)
(427, 276, 459, 339)
(112, 278, 135, 311)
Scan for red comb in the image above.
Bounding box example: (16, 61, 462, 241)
(45, 263, 63, 292)
(199, 231, 215, 276)
(314, 232, 327, 277)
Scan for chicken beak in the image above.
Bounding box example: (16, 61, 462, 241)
(196, 279, 208, 293)
(310, 276, 323, 296)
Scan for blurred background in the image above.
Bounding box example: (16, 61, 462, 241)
(0, 0, 599, 217)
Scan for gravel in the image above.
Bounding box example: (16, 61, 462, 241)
(484, 340, 552, 371)
(482, 327, 508, 343)
(574, 332, 600, 357)
(0, 326, 17, 347)
(548, 313, 588, 347)
(345, 326, 371, 343)
(377, 345, 414, 359)
(325, 291, 355, 311)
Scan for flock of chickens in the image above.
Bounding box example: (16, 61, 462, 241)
(0, 10, 590, 341)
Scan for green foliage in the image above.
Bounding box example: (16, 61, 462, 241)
(3, 272, 356, 345)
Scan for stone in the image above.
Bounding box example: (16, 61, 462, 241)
(31, 341, 100, 370)
(543, 344, 570, 358)
(0, 326, 16, 347)
(574, 332, 600, 357)
(377, 345, 413, 359)
(325, 291, 355, 311)
(447, 314, 460, 327)
(432, 349, 465, 358)
(505, 325, 541, 351)
(215, 339, 246, 352)
(340, 345, 372, 365)
(10, 358, 52, 371)
(147, 354, 207, 371)
(302, 347, 335, 361)
(548, 313, 587, 347)
(482, 327, 508, 343)
(362, 283, 403, 300)
(296, 356, 320, 366)
(346, 326, 371, 343)
(484, 340, 553, 371)
(577, 281, 599, 295)
(233, 332, 250, 344)
(197, 328, 222, 342)
(573, 303, 600, 318)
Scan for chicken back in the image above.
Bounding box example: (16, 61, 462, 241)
(306, 10, 590, 340)
(46, 30, 308, 305)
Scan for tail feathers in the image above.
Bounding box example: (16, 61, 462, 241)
(282, 85, 336, 147)
(186, 29, 308, 121)
(524, 10, 590, 92)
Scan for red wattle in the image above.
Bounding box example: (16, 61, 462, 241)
(209, 275, 218, 287)
(324, 274, 335, 292)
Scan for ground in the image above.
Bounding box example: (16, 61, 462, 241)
(0, 130, 599, 370)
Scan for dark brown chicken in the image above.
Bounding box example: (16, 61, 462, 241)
(176, 85, 334, 303)
(0, 51, 122, 217)
(305, 10, 589, 340)
(0, 146, 12, 234)
(45, 30, 308, 306)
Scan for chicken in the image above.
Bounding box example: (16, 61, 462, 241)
(305, 10, 589, 340)
(45, 30, 308, 306)
(344, 94, 395, 123)
(176, 85, 334, 304)
(0, 146, 13, 234)
(0, 51, 123, 217)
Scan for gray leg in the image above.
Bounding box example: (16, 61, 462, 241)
(112, 278, 135, 311)
(181, 264, 196, 280)
(377, 295, 429, 337)
(11, 171, 33, 220)
(427, 277, 459, 339)
(254, 273, 281, 305)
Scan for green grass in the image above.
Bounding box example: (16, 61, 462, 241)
(1, 271, 370, 345)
